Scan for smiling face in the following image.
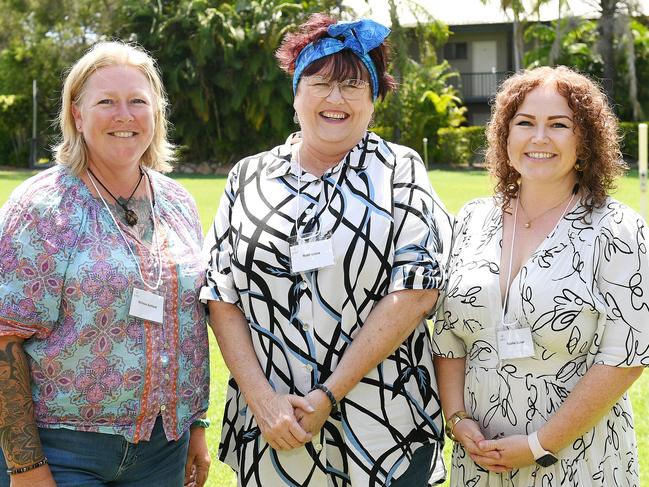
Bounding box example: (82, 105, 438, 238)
(507, 83, 579, 189)
(72, 65, 155, 171)
(293, 65, 374, 157)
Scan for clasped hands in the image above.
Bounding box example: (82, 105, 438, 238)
(251, 389, 333, 451)
(452, 419, 536, 473)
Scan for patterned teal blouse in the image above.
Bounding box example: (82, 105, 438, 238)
(0, 166, 209, 442)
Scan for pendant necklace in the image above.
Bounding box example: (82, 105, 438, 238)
(87, 166, 144, 226)
(518, 183, 579, 229)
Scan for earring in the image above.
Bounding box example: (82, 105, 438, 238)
(293, 111, 299, 125)
(574, 160, 584, 171)
(506, 175, 521, 194)
(368, 115, 375, 129)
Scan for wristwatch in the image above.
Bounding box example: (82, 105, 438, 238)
(444, 410, 472, 441)
(527, 431, 558, 467)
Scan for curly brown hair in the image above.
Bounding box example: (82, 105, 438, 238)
(275, 13, 397, 100)
(486, 66, 626, 211)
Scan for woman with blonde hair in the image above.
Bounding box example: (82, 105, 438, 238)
(0, 41, 210, 487)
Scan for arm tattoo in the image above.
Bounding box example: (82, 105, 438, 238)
(0, 340, 44, 468)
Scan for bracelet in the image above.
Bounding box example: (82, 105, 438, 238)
(444, 410, 473, 442)
(310, 383, 338, 414)
(191, 418, 211, 429)
(6, 457, 48, 476)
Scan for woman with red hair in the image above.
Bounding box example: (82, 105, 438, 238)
(434, 66, 648, 486)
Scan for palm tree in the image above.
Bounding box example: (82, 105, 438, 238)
(597, 0, 617, 99)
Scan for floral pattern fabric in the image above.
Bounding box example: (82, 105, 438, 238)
(202, 132, 453, 486)
(434, 197, 649, 486)
(0, 165, 209, 442)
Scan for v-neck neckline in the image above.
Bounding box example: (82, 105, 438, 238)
(496, 199, 580, 312)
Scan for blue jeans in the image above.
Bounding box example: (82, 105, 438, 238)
(0, 417, 189, 486)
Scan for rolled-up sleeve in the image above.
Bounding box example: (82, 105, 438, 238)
(200, 168, 240, 305)
(388, 152, 453, 294)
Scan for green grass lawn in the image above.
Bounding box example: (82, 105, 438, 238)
(1, 167, 648, 486)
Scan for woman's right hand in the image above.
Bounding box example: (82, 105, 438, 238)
(250, 391, 314, 451)
(10, 464, 57, 487)
(453, 419, 511, 473)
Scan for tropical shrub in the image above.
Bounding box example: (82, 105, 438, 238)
(119, 0, 345, 164)
(524, 17, 649, 121)
(437, 126, 486, 165)
(374, 17, 466, 160)
(0, 95, 29, 166)
(620, 121, 640, 162)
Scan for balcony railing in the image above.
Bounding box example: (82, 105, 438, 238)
(450, 72, 508, 102)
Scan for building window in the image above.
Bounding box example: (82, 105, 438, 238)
(444, 42, 468, 60)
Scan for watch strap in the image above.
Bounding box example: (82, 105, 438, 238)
(527, 431, 552, 459)
(528, 430, 559, 467)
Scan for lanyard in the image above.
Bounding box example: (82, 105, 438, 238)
(501, 192, 576, 324)
(87, 168, 163, 291)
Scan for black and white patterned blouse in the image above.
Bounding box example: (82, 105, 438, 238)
(201, 131, 453, 486)
(434, 197, 649, 486)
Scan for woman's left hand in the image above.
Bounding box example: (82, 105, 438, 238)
(294, 389, 331, 436)
(478, 435, 534, 469)
(184, 426, 211, 487)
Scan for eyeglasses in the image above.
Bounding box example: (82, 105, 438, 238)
(303, 76, 370, 100)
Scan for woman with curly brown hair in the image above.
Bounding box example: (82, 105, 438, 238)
(433, 65, 648, 486)
(202, 12, 452, 487)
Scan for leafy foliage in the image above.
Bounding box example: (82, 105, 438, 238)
(373, 15, 465, 161)
(0, 95, 29, 166)
(437, 126, 487, 165)
(118, 0, 346, 164)
(0, 0, 464, 167)
(0, 0, 127, 165)
(619, 121, 640, 161)
(524, 16, 649, 121)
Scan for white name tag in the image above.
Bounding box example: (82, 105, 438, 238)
(497, 326, 535, 360)
(129, 288, 164, 324)
(289, 238, 334, 274)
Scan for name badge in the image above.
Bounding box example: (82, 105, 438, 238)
(289, 234, 334, 274)
(129, 288, 164, 324)
(497, 325, 535, 360)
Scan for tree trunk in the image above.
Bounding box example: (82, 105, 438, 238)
(597, 0, 617, 101)
(621, 11, 645, 120)
(512, 12, 525, 70)
(548, 0, 564, 66)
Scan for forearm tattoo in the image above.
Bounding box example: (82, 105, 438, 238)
(0, 341, 44, 468)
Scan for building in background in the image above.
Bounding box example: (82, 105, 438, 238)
(345, 0, 648, 125)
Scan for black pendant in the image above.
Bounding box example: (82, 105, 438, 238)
(124, 208, 138, 226)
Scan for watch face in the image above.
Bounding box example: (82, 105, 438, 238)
(536, 453, 559, 467)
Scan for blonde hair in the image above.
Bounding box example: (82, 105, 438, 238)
(53, 41, 175, 174)
(486, 66, 625, 211)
